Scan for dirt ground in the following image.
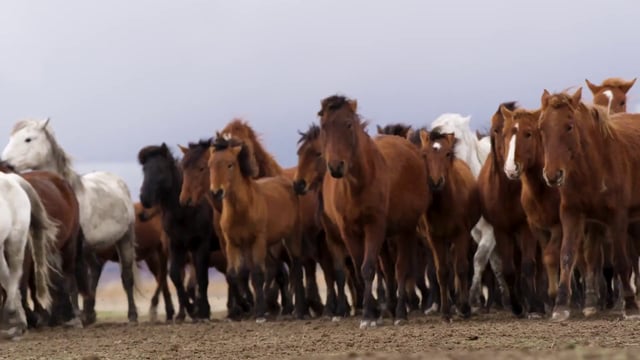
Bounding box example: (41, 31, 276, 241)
(2, 278, 640, 359)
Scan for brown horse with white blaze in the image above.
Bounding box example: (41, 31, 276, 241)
(319, 95, 429, 328)
(538, 87, 640, 321)
(585, 77, 636, 114)
(418, 129, 479, 321)
(208, 134, 307, 322)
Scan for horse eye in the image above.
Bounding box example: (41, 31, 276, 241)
(621, 101, 626, 106)
(315, 152, 322, 158)
(228, 163, 234, 169)
(525, 132, 532, 138)
(567, 124, 573, 132)
(199, 167, 205, 172)
(25, 137, 32, 143)
(346, 122, 352, 129)
(447, 152, 453, 158)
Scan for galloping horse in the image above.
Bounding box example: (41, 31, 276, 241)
(477, 102, 546, 318)
(538, 88, 640, 321)
(318, 95, 428, 328)
(0, 162, 82, 328)
(0, 172, 57, 339)
(585, 77, 636, 114)
(208, 134, 307, 322)
(2, 118, 138, 325)
(418, 129, 480, 321)
(138, 143, 218, 321)
(428, 114, 507, 310)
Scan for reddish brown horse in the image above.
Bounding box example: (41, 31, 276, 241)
(418, 129, 479, 321)
(538, 88, 640, 321)
(0, 161, 82, 328)
(585, 77, 636, 114)
(209, 134, 307, 321)
(477, 102, 546, 318)
(318, 95, 428, 327)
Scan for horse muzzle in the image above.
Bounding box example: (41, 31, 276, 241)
(293, 179, 308, 195)
(211, 188, 225, 201)
(543, 168, 565, 187)
(504, 163, 522, 180)
(428, 176, 445, 191)
(327, 160, 345, 179)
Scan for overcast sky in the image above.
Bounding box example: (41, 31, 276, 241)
(1, 0, 638, 180)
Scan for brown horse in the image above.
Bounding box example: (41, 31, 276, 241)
(0, 161, 82, 328)
(208, 134, 307, 321)
(318, 95, 429, 327)
(293, 123, 365, 318)
(477, 102, 546, 318)
(585, 77, 636, 114)
(538, 88, 640, 321)
(418, 129, 479, 320)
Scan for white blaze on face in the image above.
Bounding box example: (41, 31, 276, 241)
(504, 123, 518, 176)
(432, 142, 442, 151)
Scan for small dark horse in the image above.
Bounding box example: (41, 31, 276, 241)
(138, 143, 220, 321)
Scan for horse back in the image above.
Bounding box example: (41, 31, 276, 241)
(375, 135, 429, 233)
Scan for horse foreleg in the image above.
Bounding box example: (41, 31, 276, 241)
(192, 241, 211, 321)
(470, 219, 495, 308)
(494, 230, 524, 318)
(80, 246, 104, 326)
(249, 238, 268, 323)
(552, 208, 584, 322)
(1, 237, 27, 338)
(610, 214, 640, 319)
(393, 232, 416, 325)
(582, 224, 604, 317)
(169, 249, 192, 322)
(519, 226, 545, 317)
(144, 252, 162, 323)
(359, 222, 385, 328)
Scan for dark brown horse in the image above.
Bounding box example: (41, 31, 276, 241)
(477, 102, 546, 318)
(0, 161, 82, 328)
(208, 134, 307, 321)
(585, 77, 636, 114)
(418, 129, 480, 321)
(538, 88, 640, 321)
(318, 95, 429, 327)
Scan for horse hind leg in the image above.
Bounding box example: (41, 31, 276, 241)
(115, 224, 138, 324)
(1, 235, 28, 339)
(144, 252, 163, 323)
(469, 220, 495, 308)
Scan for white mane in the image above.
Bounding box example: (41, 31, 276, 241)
(429, 113, 484, 177)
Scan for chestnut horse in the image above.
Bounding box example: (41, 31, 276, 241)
(0, 161, 82, 328)
(318, 95, 429, 328)
(208, 134, 307, 322)
(294, 123, 364, 319)
(538, 88, 640, 321)
(221, 119, 332, 316)
(418, 129, 480, 321)
(585, 77, 636, 114)
(477, 101, 546, 318)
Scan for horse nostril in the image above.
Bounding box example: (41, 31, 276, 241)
(211, 189, 224, 201)
(293, 180, 307, 195)
(556, 170, 564, 180)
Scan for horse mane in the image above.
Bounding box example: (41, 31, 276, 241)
(408, 126, 428, 147)
(182, 138, 212, 168)
(318, 94, 370, 130)
(548, 93, 614, 139)
(14, 119, 84, 191)
(138, 144, 172, 165)
(377, 123, 412, 137)
(429, 126, 458, 148)
(212, 134, 256, 178)
(222, 118, 282, 177)
(297, 123, 320, 146)
(601, 77, 633, 88)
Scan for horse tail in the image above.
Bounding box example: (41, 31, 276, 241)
(603, 89, 613, 115)
(16, 177, 59, 310)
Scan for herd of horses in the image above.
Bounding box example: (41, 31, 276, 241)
(0, 76, 639, 339)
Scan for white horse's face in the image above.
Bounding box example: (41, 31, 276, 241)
(1, 120, 51, 172)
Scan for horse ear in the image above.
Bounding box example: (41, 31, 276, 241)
(532, 109, 542, 121)
(406, 129, 415, 142)
(571, 87, 583, 107)
(160, 143, 169, 155)
(178, 144, 189, 154)
(230, 144, 242, 157)
(419, 129, 429, 147)
(445, 133, 456, 145)
(541, 89, 551, 108)
(585, 79, 601, 95)
(348, 99, 358, 113)
(621, 78, 637, 94)
(500, 104, 513, 120)
(41, 117, 51, 130)
(376, 125, 383, 134)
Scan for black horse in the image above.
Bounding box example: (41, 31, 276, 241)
(138, 143, 220, 321)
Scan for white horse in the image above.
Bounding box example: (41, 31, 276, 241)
(0, 172, 57, 339)
(1, 118, 139, 324)
(429, 113, 508, 308)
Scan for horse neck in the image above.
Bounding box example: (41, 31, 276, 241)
(223, 177, 256, 221)
(42, 152, 84, 191)
(571, 108, 611, 181)
(254, 145, 283, 177)
(521, 144, 549, 198)
(160, 166, 184, 211)
(347, 132, 378, 191)
(455, 141, 482, 178)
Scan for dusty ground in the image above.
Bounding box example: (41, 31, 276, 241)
(2, 276, 640, 359)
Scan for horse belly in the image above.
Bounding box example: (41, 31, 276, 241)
(77, 176, 134, 249)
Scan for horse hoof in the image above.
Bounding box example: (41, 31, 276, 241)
(149, 308, 158, 323)
(359, 320, 370, 329)
(583, 307, 598, 318)
(528, 313, 544, 320)
(424, 304, 438, 316)
(375, 318, 384, 326)
(256, 317, 267, 324)
(441, 317, 452, 324)
(331, 316, 341, 322)
(3, 325, 26, 340)
(63, 318, 84, 329)
(551, 310, 570, 322)
(622, 312, 640, 321)
(393, 319, 406, 326)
